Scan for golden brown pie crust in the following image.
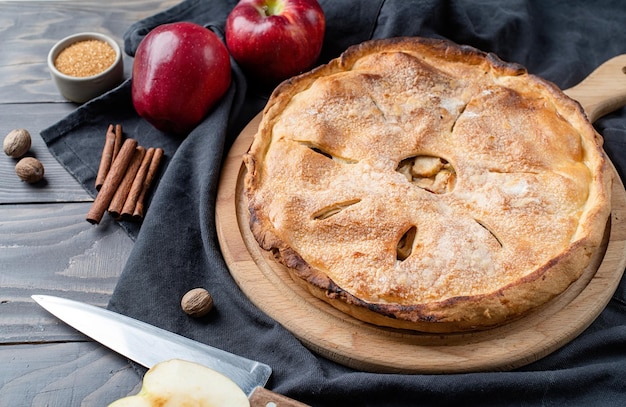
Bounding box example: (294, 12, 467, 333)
(243, 37, 613, 332)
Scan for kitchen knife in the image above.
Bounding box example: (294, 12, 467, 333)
(32, 295, 309, 406)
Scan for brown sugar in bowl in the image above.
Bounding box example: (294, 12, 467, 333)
(48, 32, 124, 103)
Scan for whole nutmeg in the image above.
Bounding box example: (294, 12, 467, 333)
(3, 128, 32, 158)
(15, 157, 45, 183)
(181, 288, 213, 318)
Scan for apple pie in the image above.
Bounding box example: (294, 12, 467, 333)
(243, 37, 613, 332)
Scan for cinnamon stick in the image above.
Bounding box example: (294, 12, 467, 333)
(133, 147, 163, 220)
(113, 124, 122, 160)
(108, 146, 146, 219)
(120, 147, 154, 219)
(95, 125, 115, 191)
(86, 138, 138, 224)
(95, 124, 123, 191)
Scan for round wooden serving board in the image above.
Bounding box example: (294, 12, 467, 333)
(216, 112, 626, 374)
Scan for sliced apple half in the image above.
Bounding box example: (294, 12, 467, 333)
(108, 359, 250, 407)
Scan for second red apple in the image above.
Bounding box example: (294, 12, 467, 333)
(225, 0, 325, 84)
(132, 22, 232, 136)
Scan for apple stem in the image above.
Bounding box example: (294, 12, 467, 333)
(261, 0, 283, 17)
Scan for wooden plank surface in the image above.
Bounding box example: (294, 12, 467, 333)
(0, 202, 133, 343)
(0, 0, 181, 104)
(0, 342, 142, 406)
(0, 103, 90, 203)
(0, 1, 180, 405)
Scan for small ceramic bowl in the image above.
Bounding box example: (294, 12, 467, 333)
(48, 32, 124, 103)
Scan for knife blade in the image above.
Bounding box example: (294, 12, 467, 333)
(32, 295, 309, 406)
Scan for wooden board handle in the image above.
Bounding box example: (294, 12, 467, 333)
(249, 386, 310, 407)
(563, 54, 626, 122)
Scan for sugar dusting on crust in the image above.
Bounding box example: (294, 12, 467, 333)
(244, 37, 612, 330)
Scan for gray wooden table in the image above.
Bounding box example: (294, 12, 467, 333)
(0, 1, 180, 405)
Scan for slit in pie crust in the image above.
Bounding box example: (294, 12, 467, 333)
(243, 37, 613, 332)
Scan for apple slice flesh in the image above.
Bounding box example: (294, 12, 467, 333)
(108, 359, 250, 407)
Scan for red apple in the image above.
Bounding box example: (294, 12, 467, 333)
(225, 0, 325, 84)
(132, 22, 231, 135)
